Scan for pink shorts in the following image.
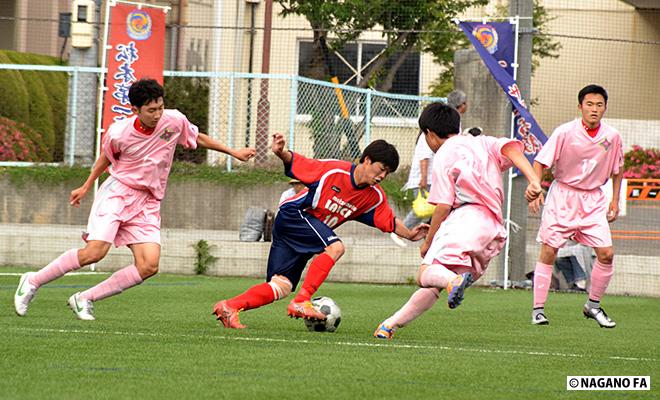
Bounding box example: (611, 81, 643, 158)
(422, 204, 506, 280)
(86, 177, 161, 247)
(537, 181, 611, 249)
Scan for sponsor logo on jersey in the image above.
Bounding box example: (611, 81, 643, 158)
(331, 185, 341, 193)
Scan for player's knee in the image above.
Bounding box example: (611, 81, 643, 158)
(325, 241, 345, 260)
(416, 265, 430, 287)
(79, 243, 110, 264)
(269, 275, 292, 300)
(596, 249, 614, 265)
(137, 261, 159, 279)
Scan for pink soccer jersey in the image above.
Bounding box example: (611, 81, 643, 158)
(427, 135, 523, 223)
(535, 119, 623, 191)
(103, 109, 199, 200)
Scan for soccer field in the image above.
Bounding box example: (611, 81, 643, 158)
(1, 269, 657, 400)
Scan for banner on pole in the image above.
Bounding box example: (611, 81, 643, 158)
(458, 21, 547, 162)
(102, 3, 166, 134)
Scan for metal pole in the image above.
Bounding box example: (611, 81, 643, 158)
(226, 74, 236, 172)
(289, 76, 298, 151)
(254, 0, 272, 165)
(68, 68, 79, 166)
(503, 16, 520, 290)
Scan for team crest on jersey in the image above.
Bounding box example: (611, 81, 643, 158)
(599, 137, 612, 151)
(160, 129, 175, 142)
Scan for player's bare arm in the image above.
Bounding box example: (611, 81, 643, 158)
(70, 153, 112, 207)
(196, 133, 256, 161)
(419, 158, 429, 189)
(607, 170, 624, 222)
(271, 133, 293, 164)
(501, 142, 542, 203)
(393, 219, 429, 242)
(420, 203, 451, 258)
(527, 161, 546, 214)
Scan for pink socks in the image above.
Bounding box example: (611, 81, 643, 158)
(383, 288, 441, 328)
(80, 264, 143, 302)
(589, 260, 614, 301)
(532, 262, 553, 308)
(30, 249, 80, 287)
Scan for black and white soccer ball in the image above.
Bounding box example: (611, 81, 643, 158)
(304, 296, 341, 332)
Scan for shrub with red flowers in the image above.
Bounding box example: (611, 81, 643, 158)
(623, 145, 660, 179)
(0, 117, 51, 162)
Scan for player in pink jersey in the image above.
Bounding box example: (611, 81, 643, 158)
(212, 134, 429, 329)
(374, 103, 541, 339)
(14, 79, 256, 320)
(530, 84, 624, 328)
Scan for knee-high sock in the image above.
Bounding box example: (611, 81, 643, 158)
(533, 262, 553, 308)
(80, 264, 143, 302)
(418, 265, 457, 289)
(30, 249, 80, 287)
(383, 287, 441, 328)
(589, 260, 614, 302)
(226, 282, 275, 311)
(293, 253, 335, 302)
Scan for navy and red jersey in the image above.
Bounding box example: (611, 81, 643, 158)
(278, 152, 395, 233)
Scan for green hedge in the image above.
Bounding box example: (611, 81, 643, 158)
(0, 50, 68, 161)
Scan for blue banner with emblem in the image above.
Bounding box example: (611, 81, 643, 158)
(458, 21, 546, 162)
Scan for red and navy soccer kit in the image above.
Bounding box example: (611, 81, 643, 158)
(268, 152, 396, 288)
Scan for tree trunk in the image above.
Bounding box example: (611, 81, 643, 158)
(376, 43, 414, 92)
(303, 21, 331, 80)
(358, 31, 409, 89)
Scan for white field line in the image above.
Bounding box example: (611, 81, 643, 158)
(5, 327, 657, 363)
(0, 272, 108, 276)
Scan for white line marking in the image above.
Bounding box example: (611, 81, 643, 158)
(0, 272, 108, 276)
(5, 327, 657, 363)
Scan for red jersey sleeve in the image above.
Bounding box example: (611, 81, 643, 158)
(286, 152, 350, 184)
(354, 187, 396, 233)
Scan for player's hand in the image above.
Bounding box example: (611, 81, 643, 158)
(528, 192, 545, 214)
(420, 239, 431, 258)
(70, 186, 89, 207)
(271, 133, 286, 155)
(408, 223, 429, 242)
(607, 200, 619, 222)
(525, 181, 542, 202)
(233, 147, 256, 161)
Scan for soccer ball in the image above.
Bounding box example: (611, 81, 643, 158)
(304, 296, 341, 332)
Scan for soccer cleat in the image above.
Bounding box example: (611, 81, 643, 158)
(446, 272, 473, 309)
(14, 272, 38, 316)
(373, 323, 396, 339)
(213, 300, 246, 329)
(287, 300, 327, 321)
(67, 292, 95, 321)
(532, 312, 549, 325)
(583, 306, 616, 328)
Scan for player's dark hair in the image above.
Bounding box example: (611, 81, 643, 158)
(360, 139, 399, 172)
(419, 102, 460, 139)
(129, 79, 165, 108)
(578, 84, 608, 105)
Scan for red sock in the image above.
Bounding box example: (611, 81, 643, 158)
(294, 253, 335, 302)
(226, 282, 275, 311)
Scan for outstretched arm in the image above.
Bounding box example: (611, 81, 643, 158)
(393, 219, 429, 242)
(271, 133, 293, 165)
(70, 153, 111, 207)
(501, 143, 542, 204)
(196, 133, 256, 161)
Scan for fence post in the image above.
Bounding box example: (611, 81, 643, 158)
(289, 76, 298, 152)
(68, 68, 79, 166)
(226, 73, 236, 172)
(365, 90, 372, 144)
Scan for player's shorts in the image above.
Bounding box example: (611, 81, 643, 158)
(266, 206, 341, 289)
(537, 181, 611, 249)
(86, 176, 161, 247)
(422, 203, 506, 280)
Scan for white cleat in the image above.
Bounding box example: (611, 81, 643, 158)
(68, 292, 95, 321)
(14, 272, 38, 316)
(532, 312, 549, 325)
(583, 306, 616, 328)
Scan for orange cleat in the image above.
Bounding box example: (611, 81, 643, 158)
(213, 300, 246, 329)
(287, 300, 326, 321)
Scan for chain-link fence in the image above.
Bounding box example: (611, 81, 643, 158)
(1, 1, 659, 297)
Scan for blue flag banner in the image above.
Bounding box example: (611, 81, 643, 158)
(458, 21, 546, 161)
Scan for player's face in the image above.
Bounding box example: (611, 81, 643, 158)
(133, 97, 165, 128)
(578, 93, 607, 128)
(362, 159, 390, 185)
